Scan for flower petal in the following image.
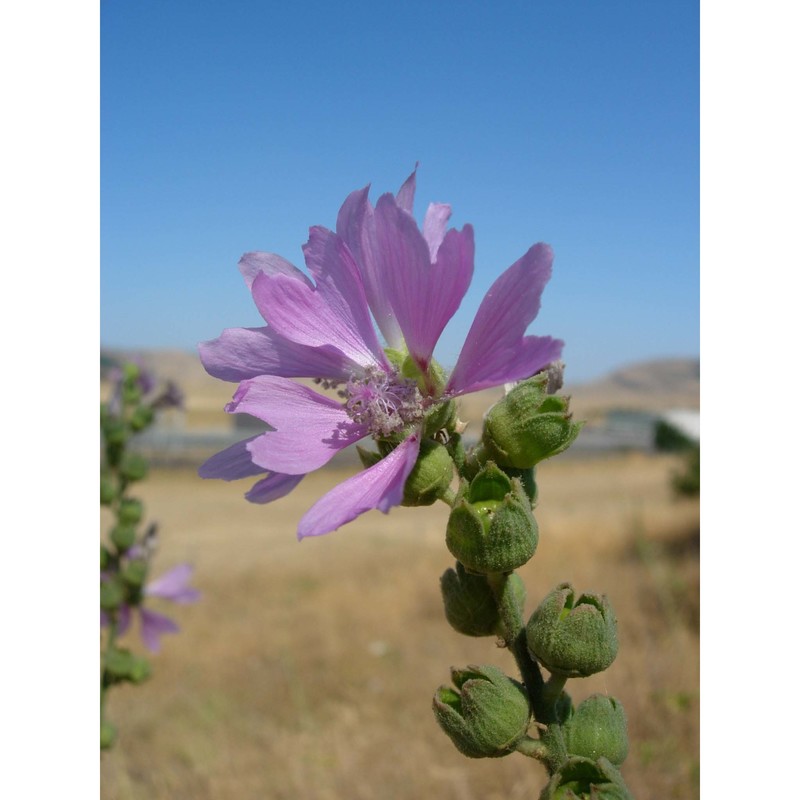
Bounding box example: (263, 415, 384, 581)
(146, 564, 200, 603)
(447, 243, 563, 396)
(336, 186, 403, 348)
(251, 228, 388, 371)
(375, 194, 474, 372)
(198, 436, 266, 480)
(199, 326, 353, 383)
(297, 432, 421, 539)
(226, 376, 367, 474)
(139, 608, 180, 654)
(238, 251, 312, 289)
(395, 165, 418, 214)
(245, 472, 305, 504)
(422, 202, 452, 261)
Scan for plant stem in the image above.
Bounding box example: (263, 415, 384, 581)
(486, 572, 544, 706)
(515, 735, 550, 762)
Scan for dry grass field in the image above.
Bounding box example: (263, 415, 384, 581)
(100, 452, 699, 800)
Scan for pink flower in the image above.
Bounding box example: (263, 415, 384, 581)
(102, 564, 200, 653)
(199, 169, 562, 539)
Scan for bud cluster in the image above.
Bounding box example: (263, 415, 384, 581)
(424, 366, 633, 797)
(100, 361, 188, 751)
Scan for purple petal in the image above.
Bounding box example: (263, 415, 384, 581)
(226, 376, 367, 474)
(146, 564, 200, 603)
(251, 229, 388, 371)
(375, 192, 474, 373)
(116, 604, 132, 637)
(422, 202, 452, 261)
(199, 326, 353, 383)
(139, 608, 180, 654)
(336, 186, 403, 348)
(446, 243, 564, 396)
(297, 432, 421, 539)
(198, 436, 266, 480)
(238, 251, 311, 289)
(245, 472, 305, 504)
(395, 165, 418, 214)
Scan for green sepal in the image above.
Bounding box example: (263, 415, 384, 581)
(118, 498, 143, 526)
(441, 561, 502, 637)
(110, 524, 137, 552)
(432, 664, 531, 758)
(526, 583, 618, 678)
(121, 559, 148, 588)
(538, 756, 634, 800)
(100, 472, 117, 505)
(481, 375, 584, 468)
(103, 647, 152, 685)
(562, 695, 629, 766)
(402, 439, 454, 506)
(119, 452, 149, 482)
(129, 405, 155, 431)
(100, 577, 126, 611)
(446, 467, 538, 573)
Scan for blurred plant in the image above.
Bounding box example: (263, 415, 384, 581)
(100, 361, 197, 750)
(198, 170, 635, 797)
(654, 419, 700, 497)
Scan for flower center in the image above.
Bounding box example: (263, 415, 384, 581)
(343, 367, 424, 437)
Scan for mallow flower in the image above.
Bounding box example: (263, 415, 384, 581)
(102, 564, 200, 653)
(199, 168, 563, 539)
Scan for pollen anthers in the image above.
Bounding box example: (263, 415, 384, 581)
(343, 367, 424, 437)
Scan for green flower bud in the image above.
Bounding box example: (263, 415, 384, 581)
(119, 452, 148, 482)
(110, 524, 137, 551)
(121, 558, 148, 588)
(100, 473, 117, 505)
(103, 647, 151, 685)
(563, 695, 629, 766)
(527, 583, 618, 678)
(539, 756, 634, 800)
(103, 419, 127, 446)
(118, 498, 143, 526)
(129, 405, 155, 431)
(432, 665, 530, 758)
(100, 577, 125, 611)
(100, 545, 110, 571)
(100, 719, 117, 750)
(441, 561, 509, 637)
(481, 376, 584, 468)
(446, 463, 538, 573)
(402, 439, 454, 506)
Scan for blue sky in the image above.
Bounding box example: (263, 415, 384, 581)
(101, 0, 698, 382)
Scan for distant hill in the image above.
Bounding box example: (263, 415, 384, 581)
(565, 358, 700, 421)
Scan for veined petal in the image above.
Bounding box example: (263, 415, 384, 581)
(337, 186, 403, 348)
(301, 226, 389, 367)
(375, 194, 474, 372)
(245, 472, 305, 504)
(199, 326, 354, 383)
(146, 564, 200, 603)
(198, 436, 266, 481)
(238, 251, 311, 289)
(422, 202, 452, 261)
(139, 608, 179, 654)
(226, 376, 367, 474)
(297, 433, 421, 539)
(251, 229, 388, 371)
(447, 243, 562, 396)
